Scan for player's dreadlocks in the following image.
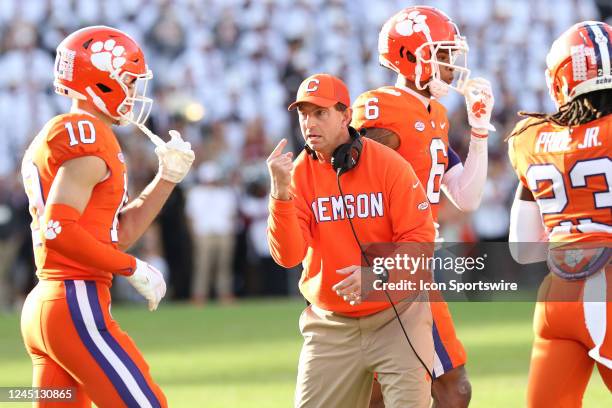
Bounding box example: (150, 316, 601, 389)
(508, 89, 612, 139)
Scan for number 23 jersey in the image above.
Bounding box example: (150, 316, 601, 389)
(21, 112, 129, 285)
(508, 115, 611, 243)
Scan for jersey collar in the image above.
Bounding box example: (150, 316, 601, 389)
(71, 108, 97, 118)
(394, 80, 430, 108)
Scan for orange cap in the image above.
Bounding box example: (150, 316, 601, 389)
(288, 73, 351, 111)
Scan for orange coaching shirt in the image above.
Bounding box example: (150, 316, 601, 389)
(21, 112, 129, 286)
(267, 137, 435, 317)
(352, 86, 450, 221)
(508, 115, 611, 243)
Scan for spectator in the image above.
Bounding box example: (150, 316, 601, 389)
(239, 165, 288, 296)
(186, 162, 238, 305)
(1, 0, 606, 302)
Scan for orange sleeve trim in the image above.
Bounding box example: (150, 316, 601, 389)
(47, 117, 115, 172)
(43, 203, 136, 276)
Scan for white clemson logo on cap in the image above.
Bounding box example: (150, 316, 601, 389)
(305, 78, 320, 92)
(414, 121, 425, 132)
(90, 39, 127, 72)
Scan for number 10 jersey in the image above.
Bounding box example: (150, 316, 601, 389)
(21, 112, 129, 285)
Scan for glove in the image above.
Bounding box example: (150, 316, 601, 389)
(464, 78, 496, 132)
(155, 130, 195, 183)
(434, 222, 444, 251)
(126, 258, 167, 311)
(433, 222, 445, 243)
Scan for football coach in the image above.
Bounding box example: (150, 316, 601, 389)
(266, 73, 436, 408)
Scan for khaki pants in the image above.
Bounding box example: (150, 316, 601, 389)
(192, 233, 234, 300)
(295, 299, 434, 408)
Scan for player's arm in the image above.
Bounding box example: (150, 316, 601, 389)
(508, 182, 548, 264)
(441, 77, 496, 211)
(362, 127, 400, 150)
(44, 155, 166, 310)
(117, 176, 175, 250)
(440, 139, 487, 212)
(117, 130, 194, 250)
(44, 155, 137, 274)
(506, 133, 547, 264)
(352, 91, 402, 151)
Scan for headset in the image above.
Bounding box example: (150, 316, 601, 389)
(306, 126, 434, 381)
(304, 126, 363, 175)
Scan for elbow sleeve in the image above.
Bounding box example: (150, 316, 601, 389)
(508, 199, 548, 264)
(43, 204, 136, 275)
(441, 138, 488, 212)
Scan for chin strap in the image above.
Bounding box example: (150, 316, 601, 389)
(136, 123, 166, 148)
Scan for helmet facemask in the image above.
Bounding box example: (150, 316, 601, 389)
(415, 35, 470, 98)
(113, 68, 154, 127)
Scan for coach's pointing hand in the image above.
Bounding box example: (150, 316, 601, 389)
(267, 138, 294, 201)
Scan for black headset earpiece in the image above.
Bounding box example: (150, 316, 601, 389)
(331, 127, 363, 176)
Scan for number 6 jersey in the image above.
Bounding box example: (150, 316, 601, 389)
(352, 86, 451, 221)
(21, 112, 129, 285)
(508, 115, 611, 243)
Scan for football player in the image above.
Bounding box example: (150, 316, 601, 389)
(352, 6, 495, 408)
(508, 21, 611, 407)
(20, 26, 194, 407)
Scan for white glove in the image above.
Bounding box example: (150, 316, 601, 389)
(464, 78, 496, 132)
(127, 258, 167, 311)
(434, 222, 445, 251)
(434, 222, 445, 243)
(155, 130, 195, 183)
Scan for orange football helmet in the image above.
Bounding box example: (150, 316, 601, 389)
(378, 6, 469, 97)
(546, 21, 612, 108)
(54, 26, 153, 126)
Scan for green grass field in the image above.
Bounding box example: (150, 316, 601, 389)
(1, 300, 610, 407)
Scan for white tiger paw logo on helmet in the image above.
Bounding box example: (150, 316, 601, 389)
(44, 220, 62, 240)
(90, 39, 126, 72)
(395, 11, 428, 37)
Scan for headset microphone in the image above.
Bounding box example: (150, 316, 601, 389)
(304, 144, 318, 160)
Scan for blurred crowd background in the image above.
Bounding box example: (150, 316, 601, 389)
(0, 0, 609, 310)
